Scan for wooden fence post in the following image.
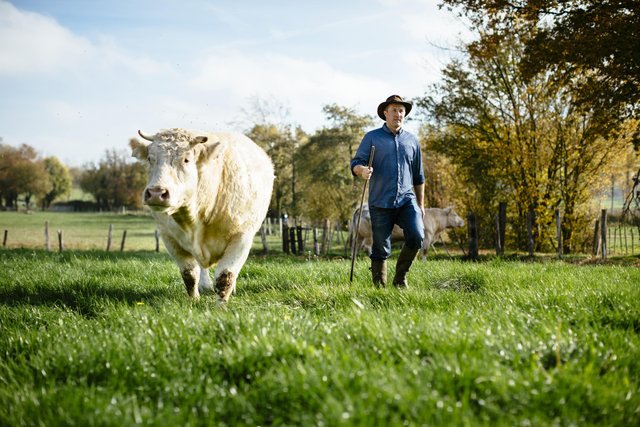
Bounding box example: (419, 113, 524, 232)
(57, 229, 63, 252)
(555, 209, 562, 259)
(497, 202, 506, 256)
(593, 219, 600, 256)
(45, 221, 50, 252)
(3, 229, 7, 247)
(260, 223, 269, 254)
(155, 229, 160, 252)
(600, 209, 607, 261)
(313, 228, 319, 256)
(321, 219, 330, 256)
(296, 226, 304, 254)
(106, 224, 113, 252)
(467, 213, 478, 260)
(288, 226, 296, 254)
(282, 223, 290, 254)
(120, 230, 127, 252)
(527, 207, 535, 257)
(494, 214, 501, 256)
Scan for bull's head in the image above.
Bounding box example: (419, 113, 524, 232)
(130, 129, 220, 213)
(445, 207, 465, 228)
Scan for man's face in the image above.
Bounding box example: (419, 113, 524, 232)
(384, 103, 406, 130)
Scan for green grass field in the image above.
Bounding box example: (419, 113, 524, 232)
(1, 212, 639, 425)
(0, 211, 351, 256)
(1, 247, 639, 425)
(0, 211, 161, 252)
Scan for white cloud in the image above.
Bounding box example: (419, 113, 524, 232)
(0, 1, 171, 78)
(188, 52, 400, 129)
(0, 1, 93, 74)
(377, 0, 471, 46)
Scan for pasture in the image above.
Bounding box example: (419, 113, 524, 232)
(1, 212, 639, 425)
(0, 211, 161, 252)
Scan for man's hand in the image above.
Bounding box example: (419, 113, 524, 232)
(354, 165, 373, 180)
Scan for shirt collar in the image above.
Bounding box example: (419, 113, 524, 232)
(382, 123, 404, 135)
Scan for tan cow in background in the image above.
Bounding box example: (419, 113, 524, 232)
(130, 128, 274, 303)
(351, 204, 465, 260)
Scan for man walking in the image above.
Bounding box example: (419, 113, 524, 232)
(351, 95, 425, 288)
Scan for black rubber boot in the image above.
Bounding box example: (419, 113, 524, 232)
(393, 246, 419, 289)
(371, 259, 387, 288)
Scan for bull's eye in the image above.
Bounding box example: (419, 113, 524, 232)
(184, 158, 190, 164)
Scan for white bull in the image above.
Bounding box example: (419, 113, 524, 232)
(351, 204, 465, 259)
(130, 128, 274, 303)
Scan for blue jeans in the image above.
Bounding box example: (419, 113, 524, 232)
(369, 201, 424, 261)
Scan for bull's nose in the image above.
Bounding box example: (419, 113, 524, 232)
(144, 186, 170, 204)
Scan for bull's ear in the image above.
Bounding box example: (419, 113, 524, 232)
(129, 138, 148, 160)
(193, 136, 208, 144)
(445, 207, 452, 213)
(188, 135, 209, 147)
(195, 137, 221, 161)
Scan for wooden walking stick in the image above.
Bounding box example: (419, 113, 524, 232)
(350, 146, 375, 282)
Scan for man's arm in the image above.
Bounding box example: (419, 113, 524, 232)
(414, 183, 425, 215)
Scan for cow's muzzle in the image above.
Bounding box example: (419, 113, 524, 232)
(144, 186, 170, 206)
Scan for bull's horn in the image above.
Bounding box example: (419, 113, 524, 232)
(137, 130, 155, 141)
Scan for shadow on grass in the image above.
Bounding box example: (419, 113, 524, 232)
(0, 249, 177, 317)
(0, 282, 175, 318)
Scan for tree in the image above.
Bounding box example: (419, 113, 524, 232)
(440, 0, 640, 122)
(41, 156, 72, 210)
(419, 126, 466, 210)
(79, 149, 147, 210)
(419, 27, 630, 252)
(297, 104, 374, 223)
(239, 95, 305, 221)
(0, 143, 50, 210)
(246, 123, 304, 220)
(15, 160, 50, 210)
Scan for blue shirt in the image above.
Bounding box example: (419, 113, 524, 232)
(350, 124, 425, 209)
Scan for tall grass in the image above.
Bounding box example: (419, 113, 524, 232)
(1, 249, 639, 426)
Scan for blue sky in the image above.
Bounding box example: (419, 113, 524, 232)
(0, 0, 470, 166)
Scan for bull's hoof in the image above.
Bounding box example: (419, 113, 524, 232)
(181, 271, 200, 299)
(186, 283, 200, 299)
(216, 270, 235, 303)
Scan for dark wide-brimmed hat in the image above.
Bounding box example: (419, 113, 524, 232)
(377, 95, 412, 120)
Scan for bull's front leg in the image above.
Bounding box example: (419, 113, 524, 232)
(214, 233, 254, 304)
(179, 261, 200, 298)
(162, 236, 201, 298)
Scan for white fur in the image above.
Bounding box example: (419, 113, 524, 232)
(131, 128, 274, 302)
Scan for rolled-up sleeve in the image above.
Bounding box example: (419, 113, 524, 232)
(350, 134, 372, 176)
